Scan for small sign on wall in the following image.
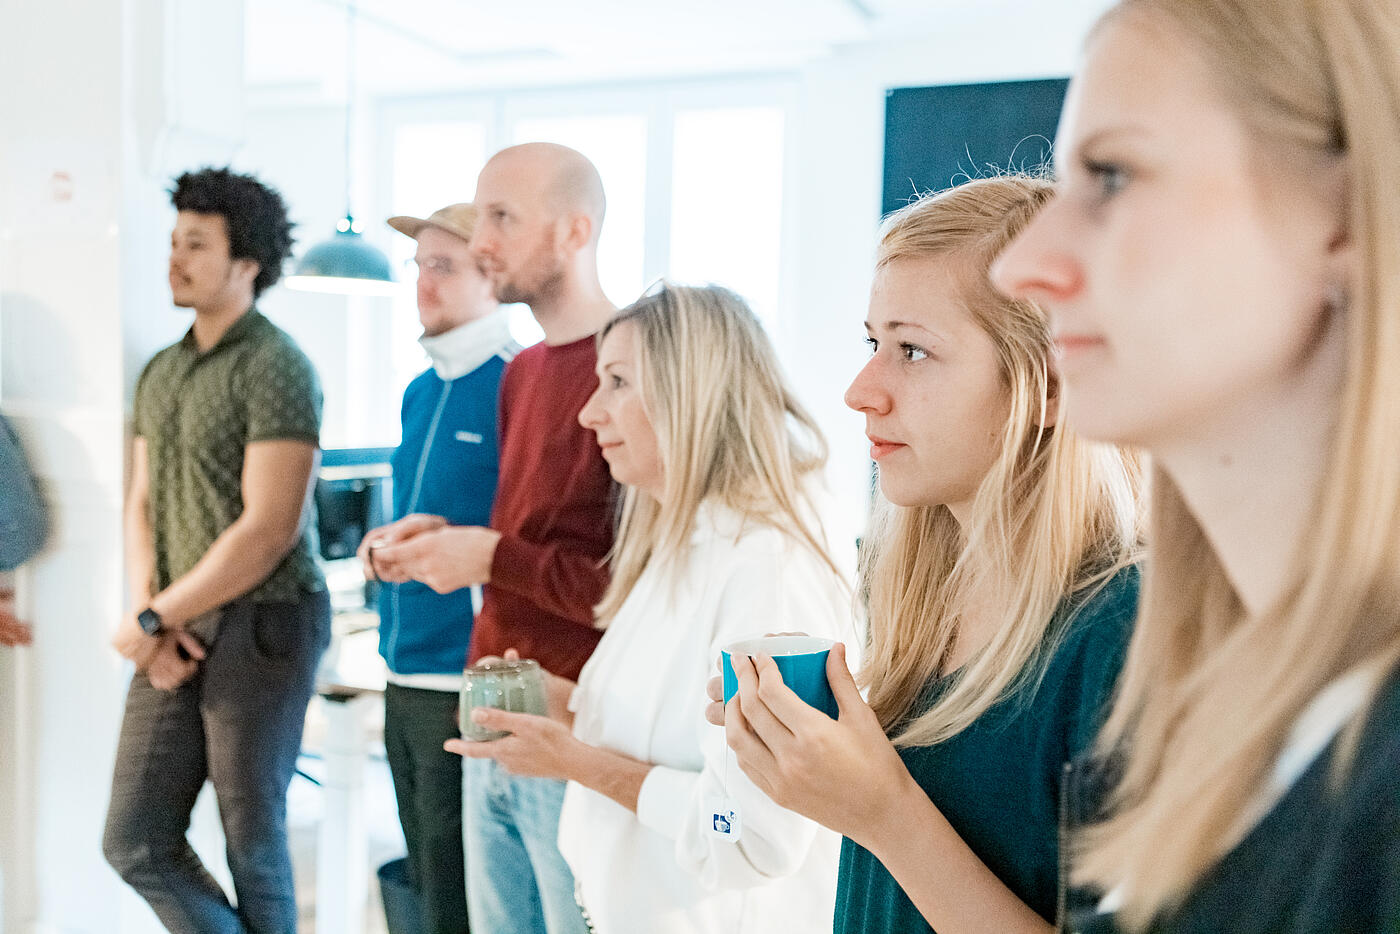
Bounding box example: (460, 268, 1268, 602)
(1, 140, 115, 234)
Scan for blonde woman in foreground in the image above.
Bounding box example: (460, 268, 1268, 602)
(449, 284, 853, 934)
(715, 176, 1143, 934)
(993, 1, 1400, 931)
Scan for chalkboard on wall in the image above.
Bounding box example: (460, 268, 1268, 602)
(882, 78, 1069, 217)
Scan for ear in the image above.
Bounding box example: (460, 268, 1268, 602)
(233, 257, 261, 291)
(1039, 360, 1060, 431)
(561, 212, 594, 253)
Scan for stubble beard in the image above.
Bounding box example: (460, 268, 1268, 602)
(495, 268, 566, 307)
(491, 235, 567, 308)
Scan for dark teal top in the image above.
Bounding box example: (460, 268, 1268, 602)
(1073, 663, 1400, 934)
(834, 565, 1140, 933)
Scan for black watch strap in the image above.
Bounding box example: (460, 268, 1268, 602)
(137, 607, 164, 636)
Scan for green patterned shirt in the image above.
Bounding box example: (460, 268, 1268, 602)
(133, 309, 325, 603)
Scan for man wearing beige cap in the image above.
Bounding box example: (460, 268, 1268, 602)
(358, 202, 518, 933)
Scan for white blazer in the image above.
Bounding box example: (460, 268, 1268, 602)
(557, 502, 858, 934)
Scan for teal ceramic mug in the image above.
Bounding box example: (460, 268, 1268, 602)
(720, 635, 838, 719)
(459, 658, 548, 741)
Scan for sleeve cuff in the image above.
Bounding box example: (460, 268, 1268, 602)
(636, 765, 700, 840)
(245, 430, 321, 446)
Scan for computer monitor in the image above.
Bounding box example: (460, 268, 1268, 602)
(314, 447, 394, 562)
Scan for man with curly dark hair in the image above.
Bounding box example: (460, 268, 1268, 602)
(167, 165, 296, 299)
(103, 166, 330, 932)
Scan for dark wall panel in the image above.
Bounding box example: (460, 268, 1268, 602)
(882, 78, 1069, 216)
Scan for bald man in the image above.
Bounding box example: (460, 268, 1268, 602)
(373, 143, 617, 934)
(473, 142, 608, 312)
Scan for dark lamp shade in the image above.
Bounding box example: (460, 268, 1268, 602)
(285, 229, 398, 296)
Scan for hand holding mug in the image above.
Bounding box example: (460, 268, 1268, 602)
(445, 650, 585, 777)
(706, 631, 811, 727)
(445, 708, 582, 780)
(724, 642, 919, 847)
(704, 673, 725, 726)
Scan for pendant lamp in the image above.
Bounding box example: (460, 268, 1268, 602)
(285, 0, 397, 296)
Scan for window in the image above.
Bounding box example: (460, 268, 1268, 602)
(387, 121, 491, 405)
(369, 79, 792, 440)
(511, 114, 649, 310)
(669, 106, 786, 328)
(391, 122, 488, 224)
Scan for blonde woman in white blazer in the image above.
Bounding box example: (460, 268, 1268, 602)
(449, 283, 855, 933)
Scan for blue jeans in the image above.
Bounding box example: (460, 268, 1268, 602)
(462, 758, 590, 934)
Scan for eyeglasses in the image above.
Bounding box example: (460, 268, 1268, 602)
(410, 256, 460, 278)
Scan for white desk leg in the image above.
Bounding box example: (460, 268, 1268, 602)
(317, 691, 374, 934)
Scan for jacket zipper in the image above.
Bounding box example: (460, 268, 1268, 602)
(386, 380, 453, 671)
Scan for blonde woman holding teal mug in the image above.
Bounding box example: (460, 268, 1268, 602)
(717, 177, 1143, 934)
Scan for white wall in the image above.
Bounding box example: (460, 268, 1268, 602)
(0, 1, 245, 931)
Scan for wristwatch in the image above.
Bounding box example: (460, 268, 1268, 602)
(137, 607, 164, 636)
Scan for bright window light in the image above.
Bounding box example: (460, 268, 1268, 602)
(669, 106, 785, 329)
(512, 114, 648, 311)
(388, 122, 490, 402)
(392, 122, 488, 224)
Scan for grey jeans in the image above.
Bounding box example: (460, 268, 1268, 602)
(102, 591, 330, 934)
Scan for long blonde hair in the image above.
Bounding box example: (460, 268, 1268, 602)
(594, 283, 842, 622)
(1076, 2, 1400, 927)
(861, 176, 1143, 747)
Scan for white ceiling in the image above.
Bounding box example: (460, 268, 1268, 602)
(245, 0, 968, 103)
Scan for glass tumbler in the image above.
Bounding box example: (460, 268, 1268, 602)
(459, 658, 548, 741)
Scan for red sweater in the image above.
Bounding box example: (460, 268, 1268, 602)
(468, 334, 615, 681)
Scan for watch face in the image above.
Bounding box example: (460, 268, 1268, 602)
(138, 609, 162, 635)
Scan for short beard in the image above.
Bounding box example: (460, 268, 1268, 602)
(496, 267, 565, 306)
(493, 233, 567, 307)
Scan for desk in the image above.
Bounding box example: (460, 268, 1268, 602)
(314, 615, 386, 934)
